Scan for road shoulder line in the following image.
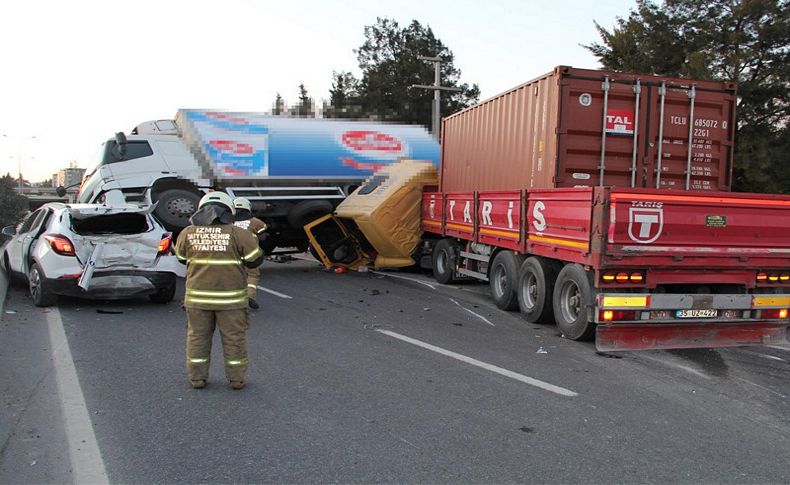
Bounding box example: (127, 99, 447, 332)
(46, 308, 109, 484)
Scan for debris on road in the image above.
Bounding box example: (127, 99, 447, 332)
(96, 309, 124, 314)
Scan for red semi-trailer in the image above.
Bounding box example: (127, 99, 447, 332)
(420, 66, 790, 351)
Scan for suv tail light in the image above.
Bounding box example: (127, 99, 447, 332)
(43, 234, 76, 256)
(157, 234, 172, 256)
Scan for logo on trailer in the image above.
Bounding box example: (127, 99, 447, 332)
(606, 109, 635, 135)
(209, 140, 254, 155)
(628, 207, 663, 243)
(340, 131, 406, 160)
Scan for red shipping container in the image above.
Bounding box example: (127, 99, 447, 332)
(440, 66, 737, 193)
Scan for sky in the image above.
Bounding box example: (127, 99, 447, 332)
(0, 0, 637, 183)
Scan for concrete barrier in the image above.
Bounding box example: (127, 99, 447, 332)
(0, 262, 8, 317)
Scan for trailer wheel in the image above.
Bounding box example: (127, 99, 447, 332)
(552, 264, 596, 340)
(489, 251, 523, 310)
(153, 189, 200, 231)
(432, 239, 457, 284)
(517, 257, 561, 323)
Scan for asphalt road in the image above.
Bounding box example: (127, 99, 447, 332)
(1, 256, 789, 483)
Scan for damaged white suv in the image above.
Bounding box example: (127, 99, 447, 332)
(2, 201, 181, 307)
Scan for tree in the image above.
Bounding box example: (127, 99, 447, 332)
(0, 173, 29, 229)
(325, 71, 362, 118)
(271, 93, 285, 115)
(585, 0, 790, 193)
(294, 83, 314, 118)
(334, 18, 480, 132)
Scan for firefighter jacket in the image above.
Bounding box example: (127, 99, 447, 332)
(175, 223, 263, 310)
(234, 216, 267, 238)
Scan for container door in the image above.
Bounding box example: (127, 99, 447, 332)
(558, 76, 648, 188)
(642, 82, 736, 191)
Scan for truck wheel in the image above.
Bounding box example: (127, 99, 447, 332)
(287, 200, 333, 229)
(153, 189, 200, 231)
(489, 251, 523, 310)
(29, 263, 57, 307)
(432, 239, 457, 284)
(517, 257, 562, 323)
(552, 264, 596, 340)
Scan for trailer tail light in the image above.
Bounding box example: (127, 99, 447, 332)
(157, 234, 172, 256)
(756, 272, 790, 284)
(756, 272, 767, 282)
(601, 271, 645, 284)
(759, 309, 789, 320)
(600, 310, 637, 322)
(44, 234, 76, 256)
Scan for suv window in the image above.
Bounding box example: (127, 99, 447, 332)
(70, 213, 151, 235)
(16, 209, 41, 234)
(103, 140, 154, 164)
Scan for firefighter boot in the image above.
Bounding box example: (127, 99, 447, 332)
(191, 379, 206, 389)
(230, 380, 245, 390)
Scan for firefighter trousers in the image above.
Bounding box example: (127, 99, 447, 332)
(186, 307, 249, 382)
(246, 267, 260, 300)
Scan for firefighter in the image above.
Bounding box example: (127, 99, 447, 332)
(232, 197, 268, 310)
(174, 191, 263, 390)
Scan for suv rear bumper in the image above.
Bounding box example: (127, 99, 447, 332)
(47, 271, 177, 299)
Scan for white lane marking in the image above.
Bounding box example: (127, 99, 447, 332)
(448, 298, 495, 326)
(737, 348, 786, 362)
(370, 270, 437, 290)
(766, 345, 790, 352)
(375, 329, 577, 397)
(45, 308, 109, 484)
(257, 286, 292, 299)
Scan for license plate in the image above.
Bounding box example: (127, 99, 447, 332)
(675, 309, 718, 318)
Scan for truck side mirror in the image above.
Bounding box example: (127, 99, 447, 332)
(2, 225, 16, 237)
(115, 132, 128, 158)
(56, 186, 67, 197)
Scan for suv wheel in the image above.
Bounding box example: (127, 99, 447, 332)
(29, 263, 57, 307)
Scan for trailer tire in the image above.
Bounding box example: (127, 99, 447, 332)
(153, 189, 201, 231)
(517, 257, 561, 323)
(432, 239, 457, 285)
(552, 264, 596, 341)
(489, 251, 523, 310)
(287, 200, 334, 229)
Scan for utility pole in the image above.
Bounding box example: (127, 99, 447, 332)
(1, 134, 36, 189)
(412, 55, 461, 141)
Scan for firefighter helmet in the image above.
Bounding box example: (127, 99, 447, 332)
(233, 197, 252, 212)
(198, 192, 235, 213)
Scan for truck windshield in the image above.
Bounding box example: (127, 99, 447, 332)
(101, 140, 154, 164)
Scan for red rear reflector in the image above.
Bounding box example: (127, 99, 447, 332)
(629, 272, 644, 283)
(757, 272, 767, 282)
(44, 234, 76, 256)
(615, 272, 629, 283)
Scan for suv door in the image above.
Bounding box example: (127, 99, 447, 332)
(21, 208, 53, 276)
(7, 209, 44, 273)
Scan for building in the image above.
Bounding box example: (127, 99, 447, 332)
(53, 167, 86, 189)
